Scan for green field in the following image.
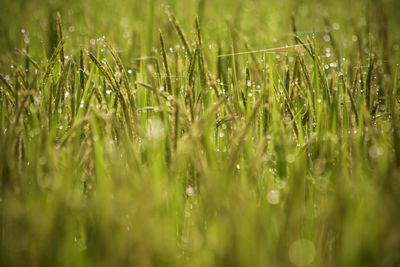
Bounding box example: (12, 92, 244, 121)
(1, 0, 400, 266)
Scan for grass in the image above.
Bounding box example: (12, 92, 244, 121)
(0, 0, 400, 266)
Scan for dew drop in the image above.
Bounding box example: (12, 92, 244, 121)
(286, 154, 295, 163)
(369, 145, 384, 158)
(332, 23, 340, 30)
(186, 186, 194, 197)
(288, 239, 316, 266)
(267, 189, 280, 205)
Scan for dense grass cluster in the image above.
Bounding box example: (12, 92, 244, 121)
(1, 0, 400, 266)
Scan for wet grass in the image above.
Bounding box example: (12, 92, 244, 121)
(0, 0, 400, 266)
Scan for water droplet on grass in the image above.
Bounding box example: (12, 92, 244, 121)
(332, 23, 340, 30)
(286, 154, 295, 163)
(186, 186, 194, 197)
(325, 48, 331, 58)
(369, 145, 384, 158)
(288, 239, 316, 266)
(267, 189, 280, 205)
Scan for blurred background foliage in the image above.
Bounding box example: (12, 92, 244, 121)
(1, 0, 399, 61)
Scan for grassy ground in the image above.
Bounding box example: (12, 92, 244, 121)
(1, 0, 400, 266)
